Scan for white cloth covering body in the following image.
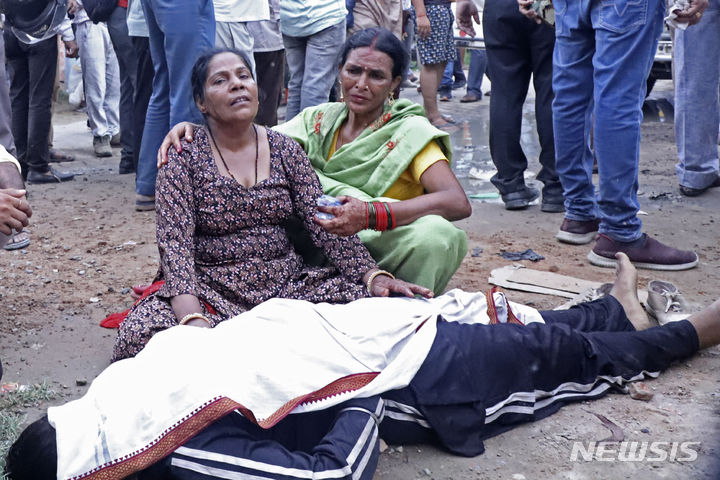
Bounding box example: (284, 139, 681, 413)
(49, 289, 543, 480)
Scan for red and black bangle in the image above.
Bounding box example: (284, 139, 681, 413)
(383, 202, 395, 230)
(368, 202, 377, 230)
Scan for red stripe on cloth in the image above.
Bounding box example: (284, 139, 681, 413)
(75, 373, 379, 479)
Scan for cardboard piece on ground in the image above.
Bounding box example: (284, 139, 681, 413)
(489, 265, 601, 299)
(488, 265, 647, 303)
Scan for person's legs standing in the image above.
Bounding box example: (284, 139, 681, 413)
(552, 0, 599, 242)
(461, 48, 486, 101)
(103, 35, 121, 141)
(107, 5, 137, 173)
(438, 59, 453, 100)
(529, 19, 562, 212)
(0, 34, 16, 157)
(590, 0, 663, 243)
(254, 49, 285, 127)
(402, 8, 417, 81)
(6, 35, 60, 179)
(451, 48, 465, 87)
(131, 36, 152, 174)
(415, 4, 454, 126)
(4, 31, 28, 176)
(135, 0, 214, 207)
(298, 20, 345, 114)
(674, 0, 720, 195)
(586, 0, 697, 270)
(483, 0, 536, 207)
(75, 21, 118, 157)
(283, 33, 308, 121)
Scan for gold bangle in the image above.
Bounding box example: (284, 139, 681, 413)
(179, 313, 211, 326)
(366, 270, 395, 295)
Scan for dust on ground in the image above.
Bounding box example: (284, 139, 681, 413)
(1, 92, 719, 479)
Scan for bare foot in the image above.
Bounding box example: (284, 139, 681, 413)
(609, 252, 652, 330)
(687, 298, 720, 349)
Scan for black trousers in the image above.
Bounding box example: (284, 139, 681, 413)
(131, 36, 154, 173)
(254, 49, 285, 127)
(107, 6, 137, 165)
(482, 0, 560, 196)
(382, 297, 698, 457)
(4, 32, 57, 177)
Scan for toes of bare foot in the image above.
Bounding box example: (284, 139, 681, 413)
(610, 253, 650, 330)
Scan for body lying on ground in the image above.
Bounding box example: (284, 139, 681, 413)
(8, 254, 720, 480)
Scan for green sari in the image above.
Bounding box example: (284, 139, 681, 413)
(274, 99, 467, 293)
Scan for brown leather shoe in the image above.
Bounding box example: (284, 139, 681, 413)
(679, 177, 720, 197)
(556, 218, 599, 244)
(588, 234, 698, 271)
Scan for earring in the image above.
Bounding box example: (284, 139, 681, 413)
(387, 92, 395, 107)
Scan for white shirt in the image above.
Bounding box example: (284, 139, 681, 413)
(213, 0, 270, 22)
(0, 145, 21, 173)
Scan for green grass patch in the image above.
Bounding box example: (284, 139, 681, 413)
(0, 383, 57, 477)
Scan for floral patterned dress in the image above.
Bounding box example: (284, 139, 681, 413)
(112, 129, 376, 361)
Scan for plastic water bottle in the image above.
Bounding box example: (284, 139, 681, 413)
(315, 195, 342, 220)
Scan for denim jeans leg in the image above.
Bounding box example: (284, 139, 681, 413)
(674, 1, 720, 190)
(108, 5, 137, 162)
(439, 60, 453, 95)
(136, 0, 214, 197)
(591, 0, 664, 242)
(452, 48, 465, 83)
(298, 20, 346, 115)
(466, 49, 486, 96)
(283, 33, 307, 121)
(552, 0, 597, 221)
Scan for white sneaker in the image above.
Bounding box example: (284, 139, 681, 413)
(645, 280, 689, 325)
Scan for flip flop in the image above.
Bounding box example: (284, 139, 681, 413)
(460, 93, 481, 103)
(431, 118, 459, 133)
(49, 149, 75, 163)
(441, 114, 456, 124)
(3, 229, 30, 251)
(131, 283, 152, 300)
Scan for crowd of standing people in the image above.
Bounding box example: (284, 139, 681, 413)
(1, 0, 713, 270)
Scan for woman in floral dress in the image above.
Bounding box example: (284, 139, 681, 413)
(112, 49, 430, 361)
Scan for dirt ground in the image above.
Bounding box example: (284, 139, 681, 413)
(1, 88, 719, 479)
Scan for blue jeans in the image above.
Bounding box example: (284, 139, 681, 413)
(439, 48, 465, 96)
(466, 49, 487, 96)
(283, 20, 346, 121)
(674, 0, 720, 190)
(136, 0, 215, 197)
(552, 0, 664, 242)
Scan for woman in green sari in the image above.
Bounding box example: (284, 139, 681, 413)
(160, 28, 471, 294)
